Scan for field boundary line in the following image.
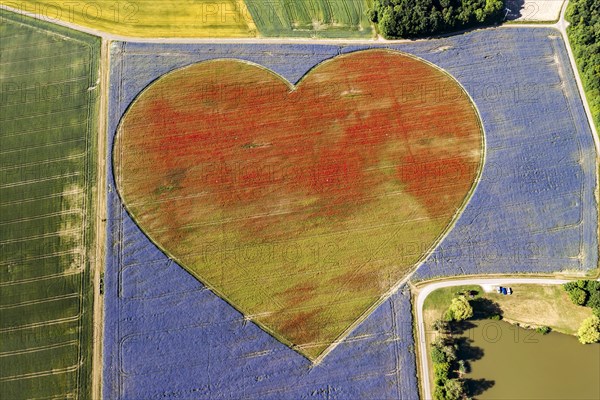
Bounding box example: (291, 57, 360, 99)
(90, 37, 109, 400)
(0, 341, 78, 357)
(0, 228, 80, 245)
(0, 61, 91, 80)
(0, 315, 80, 333)
(0, 253, 82, 269)
(0, 138, 85, 156)
(0, 365, 79, 382)
(0, 154, 86, 172)
(0, 104, 88, 123)
(0, 172, 81, 189)
(1, 210, 83, 225)
(0, 293, 81, 310)
(1, 120, 87, 139)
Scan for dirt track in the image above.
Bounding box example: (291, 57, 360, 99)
(90, 38, 109, 400)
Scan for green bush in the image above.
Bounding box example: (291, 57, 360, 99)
(433, 361, 451, 381)
(368, 0, 505, 39)
(434, 384, 447, 400)
(578, 315, 600, 344)
(586, 284, 600, 309)
(446, 296, 474, 321)
(536, 326, 551, 335)
(567, 286, 588, 305)
(564, 280, 600, 309)
(431, 346, 447, 363)
(433, 319, 450, 333)
(458, 359, 467, 375)
(564, 281, 581, 291)
(444, 379, 466, 400)
(441, 344, 458, 362)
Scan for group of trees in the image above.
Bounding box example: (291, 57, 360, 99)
(430, 295, 474, 400)
(563, 280, 600, 344)
(566, 0, 600, 130)
(367, 0, 505, 39)
(564, 280, 600, 312)
(430, 338, 468, 400)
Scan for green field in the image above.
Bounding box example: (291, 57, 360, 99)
(0, 11, 99, 399)
(114, 50, 483, 360)
(244, 0, 374, 37)
(1, 1, 376, 38)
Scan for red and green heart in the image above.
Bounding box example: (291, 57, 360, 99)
(114, 49, 483, 360)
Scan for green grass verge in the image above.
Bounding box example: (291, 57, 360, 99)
(244, 0, 375, 38)
(423, 285, 481, 318)
(0, 9, 99, 399)
(423, 284, 593, 337)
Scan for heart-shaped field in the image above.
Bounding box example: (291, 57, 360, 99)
(114, 49, 484, 361)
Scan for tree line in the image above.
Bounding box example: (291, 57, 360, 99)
(368, 0, 505, 39)
(566, 0, 600, 130)
(563, 280, 600, 344)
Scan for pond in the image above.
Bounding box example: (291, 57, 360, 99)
(461, 320, 600, 399)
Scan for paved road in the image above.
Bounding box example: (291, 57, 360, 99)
(415, 277, 571, 400)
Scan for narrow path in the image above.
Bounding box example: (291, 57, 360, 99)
(90, 37, 109, 400)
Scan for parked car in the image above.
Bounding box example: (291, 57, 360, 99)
(507, 287, 513, 295)
(501, 287, 508, 295)
(496, 286, 503, 294)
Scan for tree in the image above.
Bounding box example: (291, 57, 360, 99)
(433, 319, 450, 333)
(444, 378, 466, 400)
(567, 286, 588, 305)
(586, 285, 600, 309)
(446, 295, 474, 321)
(433, 361, 451, 383)
(433, 385, 446, 400)
(457, 359, 467, 376)
(441, 344, 458, 362)
(577, 315, 600, 344)
(431, 346, 447, 363)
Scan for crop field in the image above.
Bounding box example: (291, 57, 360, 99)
(244, 0, 374, 37)
(0, 11, 99, 400)
(113, 49, 483, 360)
(0, 0, 257, 37)
(0, 0, 375, 38)
(103, 26, 597, 398)
(410, 28, 598, 280)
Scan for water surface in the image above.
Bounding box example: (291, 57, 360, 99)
(464, 320, 600, 399)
